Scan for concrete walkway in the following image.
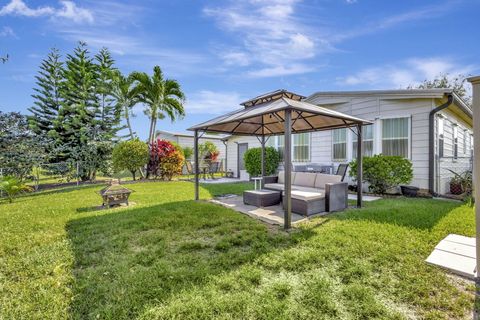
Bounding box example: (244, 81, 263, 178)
(210, 195, 327, 226)
(426, 234, 476, 279)
(347, 194, 382, 202)
(200, 177, 249, 184)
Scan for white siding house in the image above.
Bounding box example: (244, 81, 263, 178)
(221, 89, 472, 195)
(156, 130, 228, 162)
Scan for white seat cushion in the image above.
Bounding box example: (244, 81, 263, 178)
(292, 186, 325, 193)
(264, 183, 303, 191)
(264, 183, 285, 191)
(284, 190, 325, 201)
(245, 189, 279, 195)
(314, 173, 341, 189)
(293, 172, 316, 188)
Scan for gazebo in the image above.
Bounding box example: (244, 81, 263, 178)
(188, 90, 372, 229)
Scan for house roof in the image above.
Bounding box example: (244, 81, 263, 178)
(307, 88, 456, 100)
(306, 88, 472, 118)
(188, 97, 371, 136)
(156, 130, 229, 140)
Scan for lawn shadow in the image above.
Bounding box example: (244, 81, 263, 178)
(331, 197, 462, 230)
(66, 199, 313, 319)
(0, 184, 103, 205)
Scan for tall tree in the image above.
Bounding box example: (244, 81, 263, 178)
(408, 73, 472, 105)
(0, 112, 46, 180)
(28, 48, 64, 140)
(94, 47, 121, 138)
(110, 70, 139, 140)
(56, 42, 100, 179)
(131, 66, 186, 144)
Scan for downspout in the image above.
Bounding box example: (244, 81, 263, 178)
(429, 94, 454, 195)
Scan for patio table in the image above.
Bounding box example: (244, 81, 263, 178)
(252, 177, 263, 190)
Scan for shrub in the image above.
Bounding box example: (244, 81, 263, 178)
(244, 147, 280, 177)
(199, 141, 218, 161)
(349, 154, 413, 194)
(159, 150, 185, 181)
(112, 139, 149, 180)
(148, 139, 184, 180)
(0, 176, 32, 203)
(182, 146, 193, 160)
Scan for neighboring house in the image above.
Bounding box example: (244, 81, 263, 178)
(223, 89, 472, 195)
(156, 130, 229, 162)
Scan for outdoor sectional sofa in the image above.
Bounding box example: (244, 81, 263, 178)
(264, 171, 348, 216)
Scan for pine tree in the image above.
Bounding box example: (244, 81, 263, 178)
(56, 41, 100, 179)
(28, 48, 63, 139)
(94, 47, 122, 141)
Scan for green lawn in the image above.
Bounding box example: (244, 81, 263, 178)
(0, 181, 476, 319)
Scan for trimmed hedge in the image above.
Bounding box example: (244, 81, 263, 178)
(243, 147, 280, 177)
(349, 154, 413, 194)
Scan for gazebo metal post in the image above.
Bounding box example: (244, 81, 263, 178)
(194, 130, 200, 200)
(261, 135, 266, 188)
(284, 109, 292, 229)
(356, 124, 363, 208)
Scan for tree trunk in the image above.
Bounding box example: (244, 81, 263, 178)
(125, 105, 135, 140)
(148, 116, 155, 145)
(131, 170, 136, 181)
(152, 119, 157, 143)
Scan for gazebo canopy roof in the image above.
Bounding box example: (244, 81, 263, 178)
(188, 96, 372, 136)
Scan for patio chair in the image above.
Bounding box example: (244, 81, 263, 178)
(208, 161, 220, 179)
(184, 160, 194, 179)
(335, 163, 349, 181)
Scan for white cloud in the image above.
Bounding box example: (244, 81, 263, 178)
(345, 0, 357, 3)
(204, 0, 321, 77)
(0, 0, 93, 23)
(333, 2, 455, 42)
(55, 1, 94, 24)
(186, 90, 245, 114)
(247, 64, 313, 78)
(0, 0, 54, 17)
(337, 57, 476, 88)
(0, 26, 16, 37)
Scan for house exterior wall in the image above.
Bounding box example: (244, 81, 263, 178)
(435, 108, 473, 194)
(305, 96, 433, 189)
(224, 95, 472, 193)
(156, 133, 227, 162)
(226, 135, 261, 178)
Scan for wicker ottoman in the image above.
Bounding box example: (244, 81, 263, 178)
(283, 190, 326, 216)
(243, 189, 281, 207)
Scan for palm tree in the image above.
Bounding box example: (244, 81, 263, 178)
(110, 70, 140, 140)
(131, 66, 185, 144)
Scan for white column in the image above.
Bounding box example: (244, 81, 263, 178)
(468, 76, 480, 278)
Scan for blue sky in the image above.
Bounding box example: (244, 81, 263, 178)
(0, 0, 479, 139)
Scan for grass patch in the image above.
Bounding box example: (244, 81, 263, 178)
(0, 182, 475, 319)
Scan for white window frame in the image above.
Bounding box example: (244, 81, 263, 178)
(438, 116, 445, 158)
(267, 133, 311, 162)
(352, 123, 375, 159)
(453, 124, 458, 160)
(332, 128, 348, 161)
(379, 116, 412, 159)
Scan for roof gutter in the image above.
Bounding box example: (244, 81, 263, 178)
(429, 94, 454, 195)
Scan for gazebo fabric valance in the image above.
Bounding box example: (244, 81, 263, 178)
(188, 97, 372, 136)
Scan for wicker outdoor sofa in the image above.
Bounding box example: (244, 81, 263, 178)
(264, 171, 348, 216)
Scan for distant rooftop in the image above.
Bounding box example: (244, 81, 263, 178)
(156, 130, 230, 140)
(240, 89, 306, 107)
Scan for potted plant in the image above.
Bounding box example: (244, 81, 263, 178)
(447, 169, 472, 195)
(400, 185, 419, 197)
